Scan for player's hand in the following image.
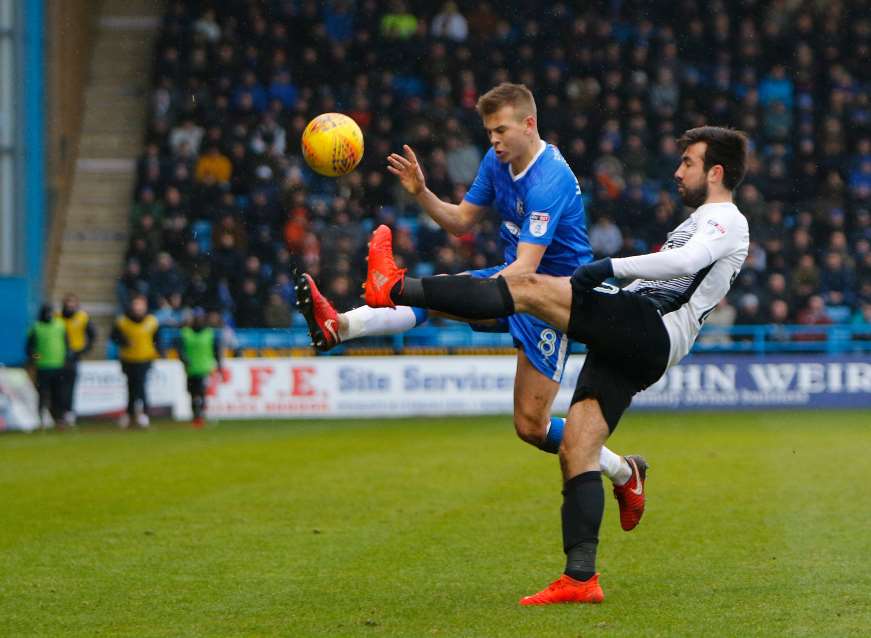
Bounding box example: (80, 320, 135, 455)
(571, 258, 614, 290)
(387, 145, 426, 196)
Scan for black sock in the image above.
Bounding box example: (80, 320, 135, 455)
(391, 277, 425, 306)
(561, 470, 604, 582)
(390, 275, 514, 319)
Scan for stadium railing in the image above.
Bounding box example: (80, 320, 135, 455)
(104, 323, 871, 359)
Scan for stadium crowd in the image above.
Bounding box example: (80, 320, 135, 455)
(121, 0, 871, 336)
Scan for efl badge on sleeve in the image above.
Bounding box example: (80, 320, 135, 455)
(529, 212, 550, 237)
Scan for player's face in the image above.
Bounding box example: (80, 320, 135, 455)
(482, 106, 533, 163)
(674, 142, 709, 208)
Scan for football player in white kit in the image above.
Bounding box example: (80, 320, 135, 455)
(360, 126, 751, 605)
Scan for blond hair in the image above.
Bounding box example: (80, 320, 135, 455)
(476, 82, 536, 120)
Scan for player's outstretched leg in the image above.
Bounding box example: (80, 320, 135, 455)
(295, 273, 341, 351)
(365, 225, 516, 320)
(612, 455, 648, 531)
(296, 268, 428, 350)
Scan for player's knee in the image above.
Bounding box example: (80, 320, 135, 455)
(502, 273, 542, 312)
(513, 411, 548, 446)
(559, 403, 609, 459)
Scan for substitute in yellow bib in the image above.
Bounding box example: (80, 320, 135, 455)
(59, 293, 96, 426)
(110, 294, 161, 428)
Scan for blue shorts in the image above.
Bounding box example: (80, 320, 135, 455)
(467, 265, 569, 382)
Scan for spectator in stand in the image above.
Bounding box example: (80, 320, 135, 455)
(250, 114, 287, 156)
(195, 143, 232, 184)
(162, 185, 186, 219)
(589, 215, 623, 258)
(206, 309, 237, 356)
(761, 272, 790, 310)
(699, 298, 736, 346)
(791, 254, 820, 304)
(149, 252, 186, 305)
(239, 255, 270, 293)
(117, 259, 150, 310)
(136, 143, 164, 193)
(161, 213, 191, 262)
(169, 117, 204, 156)
(852, 301, 871, 330)
(431, 2, 468, 42)
(445, 135, 481, 185)
(268, 69, 298, 109)
(819, 251, 856, 309)
(734, 294, 766, 343)
(263, 291, 293, 328)
(184, 271, 213, 310)
(795, 295, 833, 342)
(766, 299, 792, 343)
(193, 8, 221, 43)
(178, 239, 210, 279)
(154, 292, 189, 328)
(211, 233, 244, 284)
(326, 275, 359, 313)
(132, 187, 164, 223)
(130, 213, 162, 259)
(235, 278, 264, 328)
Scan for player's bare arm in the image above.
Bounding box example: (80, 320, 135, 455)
(497, 242, 548, 278)
(386, 144, 484, 235)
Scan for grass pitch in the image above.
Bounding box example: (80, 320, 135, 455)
(1, 410, 869, 637)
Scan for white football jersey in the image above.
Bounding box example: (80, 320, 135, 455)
(614, 202, 750, 368)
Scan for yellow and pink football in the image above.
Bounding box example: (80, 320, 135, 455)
(301, 113, 364, 177)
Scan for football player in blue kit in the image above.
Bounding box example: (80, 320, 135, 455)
(296, 83, 646, 528)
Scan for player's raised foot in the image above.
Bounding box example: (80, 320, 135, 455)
(364, 225, 406, 309)
(613, 455, 648, 531)
(295, 272, 341, 351)
(519, 574, 604, 606)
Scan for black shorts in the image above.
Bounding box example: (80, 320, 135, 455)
(187, 375, 207, 396)
(567, 281, 671, 432)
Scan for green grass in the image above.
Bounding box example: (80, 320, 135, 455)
(1, 410, 869, 637)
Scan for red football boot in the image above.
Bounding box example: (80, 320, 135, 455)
(519, 573, 604, 606)
(295, 273, 341, 351)
(613, 455, 648, 531)
(363, 225, 406, 308)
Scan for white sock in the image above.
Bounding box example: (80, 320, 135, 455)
(600, 446, 632, 485)
(340, 305, 420, 341)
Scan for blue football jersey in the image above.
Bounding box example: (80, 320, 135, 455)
(463, 141, 592, 276)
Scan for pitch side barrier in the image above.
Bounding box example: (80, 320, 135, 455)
(53, 354, 871, 426)
(3, 352, 868, 430)
(130, 324, 870, 360)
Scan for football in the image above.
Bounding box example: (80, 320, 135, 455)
(301, 112, 364, 177)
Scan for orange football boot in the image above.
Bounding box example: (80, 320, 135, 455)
(363, 225, 406, 308)
(519, 573, 604, 606)
(613, 455, 648, 531)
